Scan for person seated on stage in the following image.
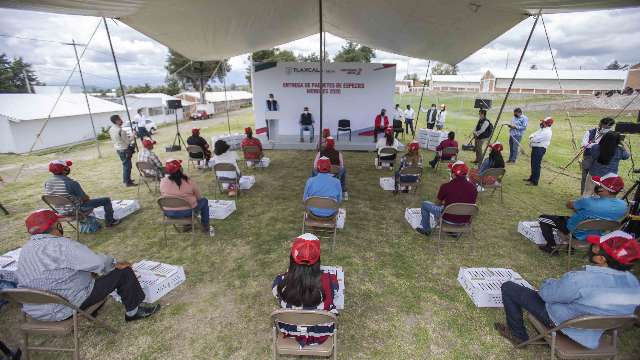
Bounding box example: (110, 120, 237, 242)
(138, 139, 164, 178)
(394, 140, 422, 193)
(44, 160, 120, 227)
(304, 157, 342, 218)
(469, 142, 505, 185)
(313, 137, 347, 195)
(212, 139, 242, 196)
(186, 128, 212, 164)
(266, 93, 279, 111)
(272, 233, 340, 346)
(537, 173, 627, 254)
(494, 231, 640, 349)
(299, 106, 315, 143)
(416, 161, 478, 236)
(428, 131, 458, 168)
(16, 209, 160, 322)
(376, 127, 401, 166)
(240, 127, 263, 162)
(159, 159, 212, 233)
(373, 108, 389, 142)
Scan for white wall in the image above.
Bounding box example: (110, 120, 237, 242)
(432, 81, 479, 89)
(0, 116, 16, 153)
(495, 78, 625, 91)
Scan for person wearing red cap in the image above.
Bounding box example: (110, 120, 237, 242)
(16, 209, 160, 322)
(272, 233, 339, 346)
(159, 159, 212, 233)
(524, 117, 553, 186)
(240, 127, 263, 161)
(537, 173, 628, 254)
(109, 114, 136, 187)
(428, 131, 458, 168)
(44, 160, 120, 227)
(373, 108, 389, 143)
(469, 142, 505, 185)
(138, 139, 164, 177)
(187, 127, 212, 164)
(495, 230, 640, 349)
(376, 127, 401, 167)
(417, 161, 477, 236)
(582, 131, 629, 196)
(304, 157, 342, 217)
(313, 136, 346, 195)
(394, 140, 422, 193)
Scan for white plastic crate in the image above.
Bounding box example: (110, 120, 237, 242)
(457, 267, 534, 308)
(379, 177, 395, 191)
(320, 265, 345, 310)
(404, 208, 437, 230)
(0, 248, 21, 284)
(517, 221, 561, 245)
(111, 260, 185, 303)
(208, 200, 236, 220)
(336, 208, 346, 229)
(221, 175, 255, 190)
(93, 200, 140, 221)
(246, 157, 270, 168)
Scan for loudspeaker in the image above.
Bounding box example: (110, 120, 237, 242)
(474, 99, 492, 109)
(166, 145, 181, 152)
(615, 122, 640, 135)
(167, 99, 182, 109)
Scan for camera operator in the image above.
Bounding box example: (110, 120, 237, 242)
(580, 117, 615, 194)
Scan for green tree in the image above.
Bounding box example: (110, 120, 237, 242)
(605, 60, 626, 70)
(333, 42, 375, 63)
(165, 49, 230, 93)
(297, 51, 329, 63)
(245, 48, 297, 84)
(165, 78, 181, 96)
(0, 54, 12, 92)
(431, 63, 458, 75)
(403, 73, 418, 81)
(0, 55, 43, 93)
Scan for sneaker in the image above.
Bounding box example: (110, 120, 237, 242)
(416, 227, 431, 236)
(522, 178, 531, 182)
(525, 182, 538, 186)
(506, 160, 516, 164)
(126, 181, 137, 187)
(105, 219, 121, 227)
(538, 245, 558, 255)
(494, 323, 526, 347)
(125, 303, 161, 322)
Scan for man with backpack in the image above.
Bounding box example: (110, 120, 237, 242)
(472, 109, 493, 164)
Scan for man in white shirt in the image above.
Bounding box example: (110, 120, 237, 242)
(392, 104, 404, 138)
(524, 117, 553, 186)
(404, 104, 415, 137)
(109, 114, 136, 187)
(133, 108, 152, 139)
(580, 117, 615, 194)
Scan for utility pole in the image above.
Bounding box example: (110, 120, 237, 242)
(23, 70, 32, 93)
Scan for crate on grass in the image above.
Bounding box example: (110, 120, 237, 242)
(0, 248, 21, 283)
(246, 157, 270, 168)
(379, 177, 395, 191)
(221, 175, 256, 190)
(457, 267, 534, 308)
(518, 221, 561, 245)
(111, 260, 185, 303)
(93, 200, 140, 221)
(208, 200, 236, 220)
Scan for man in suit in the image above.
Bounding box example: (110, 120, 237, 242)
(424, 104, 438, 130)
(299, 106, 314, 143)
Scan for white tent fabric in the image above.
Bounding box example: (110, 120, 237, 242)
(1, 0, 638, 64)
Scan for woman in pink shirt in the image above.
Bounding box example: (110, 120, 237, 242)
(159, 159, 210, 232)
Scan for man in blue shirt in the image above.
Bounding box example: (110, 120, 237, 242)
(303, 157, 342, 217)
(506, 108, 528, 163)
(495, 231, 640, 349)
(537, 173, 627, 254)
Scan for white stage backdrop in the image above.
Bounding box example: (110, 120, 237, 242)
(253, 62, 395, 138)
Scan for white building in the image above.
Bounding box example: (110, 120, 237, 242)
(431, 75, 481, 92)
(124, 93, 185, 125)
(0, 94, 125, 154)
(176, 91, 253, 114)
(395, 80, 413, 94)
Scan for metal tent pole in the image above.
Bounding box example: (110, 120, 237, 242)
(318, 0, 324, 145)
(413, 59, 431, 135)
(223, 63, 231, 135)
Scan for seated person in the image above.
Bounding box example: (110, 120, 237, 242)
(469, 142, 505, 185)
(376, 127, 401, 166)
(240, 127, 263, 162)
(272, 233, 340, 347)
(313, 137, 346, 194)
(187, 128, 212, 163)
(494, 231, 640, 349)
(16, 209, 160, 322)
(44, 160, 120, 227)
(138, 139, 164, 178)
(266, 93, 279, 111)
(394, 140, 423, 193)
(318, 128, 331, 150)
(537, 173, 627, 254)
(417, 161, 478, 236)
(304, 157, 342, 218)
(212, 139, 242, 196)
(373, 108, 389, 142)
(299, 107, 314, 143)
(428, 131, 458, 168)
(159, 159, 212, 233)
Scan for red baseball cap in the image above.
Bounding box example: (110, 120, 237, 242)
(244, 127, 252, 135)
(191, 128, 200, 134)
(489, 142, 503, 152)
(164, 159, 183, 174)
(592, 173, 624, 193)
(25, 209, 63, 235)
(325, 136, 335, 149)
(448, 160, 469, 177)
(543, 117, 554, 127)
(48, 160, 72, 174)
(586, 231, 640, 265)
(317, 156, 331, 173)
(384, 127, 393, 135)
(291, 233, 321, 265)
(142, 139, 156, 149)
(408, 141, 420, 152)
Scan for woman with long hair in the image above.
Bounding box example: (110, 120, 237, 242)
(159, 159, 211, 233)
(584, 131, 629, 196)
(376, 127, 401, 166)
(394, 140, 422, 193)
(469, 142, 505, 185)
(212, 139, 242, 196)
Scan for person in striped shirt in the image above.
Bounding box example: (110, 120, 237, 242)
(138, 139, 164, 178)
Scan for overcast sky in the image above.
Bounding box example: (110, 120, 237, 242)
(0, 7, 639, 90)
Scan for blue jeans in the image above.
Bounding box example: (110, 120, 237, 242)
(530, 147, 546, 185)
(508, 134, 522, 162)
(164, 197, 209, 228)
(501, 281, 553, 342)
(81, 197, 114, 224)
(300, 125, 314, 142)
(420, 201, 443, 232)
(312, 168, 347, 192)
(117, 149, 133, 184)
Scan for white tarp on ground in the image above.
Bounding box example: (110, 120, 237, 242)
(2, 1, 637, 64)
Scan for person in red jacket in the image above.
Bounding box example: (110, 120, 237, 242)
(373, 108, 389, 143)
(240, 127, 263, 160)
(429, 131, 459, 168)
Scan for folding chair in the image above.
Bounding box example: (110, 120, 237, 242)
(242, 145, 263, 169)
(392, 119, 404, 140)
(566, 219, 619, 270)
(397, 166, 423, 193)
(135, 161, 161, 196)
(157, 196, 199, 243)
(437, 203, 479, 250)
(336, 119, 351, 141)
(434, 147, 459, 172)
(213, 163, 240, 200)
(186, 145, 205, 170)
(516, 311, 638, 360)
(302, 196, 339, 251)
(41, 194, 91, 241)
(377, 147, 398, 169)
(270, 309, 337, 360)
(475, 168, 506, 203)
(0, 288, 117, 360)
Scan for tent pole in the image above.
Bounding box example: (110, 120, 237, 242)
(223, 63, 231, 135)
(480, 10, 541, 163)
(414, 59, 431, 136)
(71, 39, 102, 158)
(318, 0, 323, 146)
(103, 17, 138, 152)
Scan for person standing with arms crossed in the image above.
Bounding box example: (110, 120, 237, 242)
(524, 117, 553, 186)
(506, 108, 528, 164)
(109, 114, 136, 187)
(404, 104, 415, 137)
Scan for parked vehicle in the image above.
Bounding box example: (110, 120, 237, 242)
(191, 110, 211, 120)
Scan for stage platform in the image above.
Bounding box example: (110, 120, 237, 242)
(261, 134, 407, 152)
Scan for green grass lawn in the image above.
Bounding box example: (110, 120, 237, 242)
(0, 96, 639, 359)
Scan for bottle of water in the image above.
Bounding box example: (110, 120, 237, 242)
(209, 225, 215, 237)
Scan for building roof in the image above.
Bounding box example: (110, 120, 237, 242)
(0, 94, 125, 122)
(126, 92, 179, 103)
(486, 69, 628, 81)
(432, 74, 481, 83)
(178, 91, 253, 103)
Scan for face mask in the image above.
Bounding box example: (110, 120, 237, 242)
(540, 123, 545, 128)
(600, 127, 612, 134)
